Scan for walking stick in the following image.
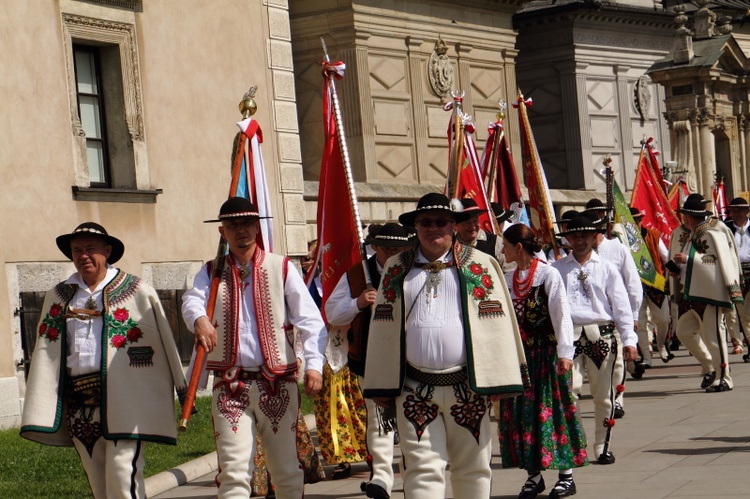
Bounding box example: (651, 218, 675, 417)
(179, 88, 257, 432)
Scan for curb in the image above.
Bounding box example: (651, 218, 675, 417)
(145, 451, 218, 498)
(144, 414, 317, 497)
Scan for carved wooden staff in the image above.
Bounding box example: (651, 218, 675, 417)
(178, 88, 257, 432)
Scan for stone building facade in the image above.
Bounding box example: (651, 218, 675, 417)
(0, 0, 305, 428)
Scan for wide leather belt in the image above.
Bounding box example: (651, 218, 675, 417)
(405, 364, 467, 386)
(66, 372, 101, 408)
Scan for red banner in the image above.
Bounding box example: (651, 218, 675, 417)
(630, 146, 680, 246)
(310, 70, 361, 319)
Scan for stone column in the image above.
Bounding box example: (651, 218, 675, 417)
(615, 65, 633, 186)
(690, 109, 703, 193)
(558, 61, 589, 189)
(698, 110, 716, 197)
(741, 115, 749, 191)
(406, 36, 429, 185)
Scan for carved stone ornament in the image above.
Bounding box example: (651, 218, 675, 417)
(428, 37, 454, 101)
(634, 75, 651, 123)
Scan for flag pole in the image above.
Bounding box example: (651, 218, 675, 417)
(178, 87, 257, 432)
(484, 100, 507, 236)
(603, 155, 614, 239)
(320, 37, 371, 284)
(447, 91, 466, 200)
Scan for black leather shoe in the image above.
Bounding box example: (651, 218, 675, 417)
(331, 462, 351, 480)
(700, 371, 716, 389)
(613, 402, 625, 419)
(518, 475, 545, 499)
(597, 451, 616, 464)
(549, 479, 577, 498)
(705, 380, 732, 393)
(361, 482, 390, 499)
(743, 353, 750, 363)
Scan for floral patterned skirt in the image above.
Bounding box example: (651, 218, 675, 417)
(313, 363, 368, 465)
(499, 341, 588, 471)
(250, 411, 326, 496)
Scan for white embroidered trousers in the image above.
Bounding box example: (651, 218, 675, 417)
(677, 305, 733, 388)
(395, 378, 492, 499)
(68, 406, 145, 499)
(638, 294, 671, 364)
(571, 333, 618, 458)
(360, 376, 396, 494)
(212, 377, 302, 499)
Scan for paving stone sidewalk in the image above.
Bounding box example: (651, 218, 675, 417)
(152, 348, 750, 499)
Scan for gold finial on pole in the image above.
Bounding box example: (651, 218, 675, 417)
(496, 98, 507, 121)
(239, 86, 258, 118)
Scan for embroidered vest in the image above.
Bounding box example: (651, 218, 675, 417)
(362, 243, 529, 398)
(206, 250, 296, 376)
(474, 232, 498, 258)
(516, 285, 557, 349)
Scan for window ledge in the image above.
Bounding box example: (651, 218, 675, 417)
(72, 186, 163, 204)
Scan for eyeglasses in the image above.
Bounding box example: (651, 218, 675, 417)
(415, 218, 453, 228)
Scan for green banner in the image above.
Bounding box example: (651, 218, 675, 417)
(613, 180, 665, 291)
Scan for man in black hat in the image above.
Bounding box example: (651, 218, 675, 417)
(21, 222, 187, 499)
(548, 209, 579, 260)
(551, 216, 638, 465)
(182, 197, 327, 498)
(723, 197, 750, 361)
(668, 194, 742, 392)
(455, 198, 507, 268)
(326, 222, 413, 499)
(363, 193, 527, 499)
(630, 207, 673, 365)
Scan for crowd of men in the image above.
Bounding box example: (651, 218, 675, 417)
(19, 190, 747, 499)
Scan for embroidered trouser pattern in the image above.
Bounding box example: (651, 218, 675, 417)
(360, 376, 396, 495)
(572, 333, 618, 457)
(677, 305, 733, 388)
(66, 405, 145, 499)
(212, 377, 302, 499)
(396, 378, 491, 499)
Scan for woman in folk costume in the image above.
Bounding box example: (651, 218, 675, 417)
(21, 223, 186, 499)
(498, 224, 588, 499)
(312, 299, 369, 479)
(668, 194, 742, 392)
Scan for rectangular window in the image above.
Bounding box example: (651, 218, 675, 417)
(73, 45, 110, 187)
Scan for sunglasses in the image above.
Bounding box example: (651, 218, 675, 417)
(415, 218, 453, 228)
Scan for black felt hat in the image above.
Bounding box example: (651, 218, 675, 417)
(556, 210, 580, 225)
(557, 216, 606, 236)
(56, 222, 125, 264)
(490, 202, 514, 225)
(630, 206, 645, 219)
(398, 193, 470, 227)
(727, 197, 750, 209)
(678, 194, 712, 217)
(371, 223, 413, 247)
(582, 210, 606, 227)
(204, 197, 272, 223)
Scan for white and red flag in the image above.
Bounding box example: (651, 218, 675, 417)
(712, 176, 727, 220)
(630, 140, 680, 246)
(236, 118, 274, 251)
(308, 60, 361, 317)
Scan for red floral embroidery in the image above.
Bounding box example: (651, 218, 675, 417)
(107, 307, 141, 349)
(472, 287, 486, 299)
(39, 303, 65, 342)
(381, 264, 406, 303)
(112, 335, 127, 349)
(461, 261, 494, 302)
(49, 304, 62, 317)
(46, 327, 59, 342)
(390, 266, 402, 276)
(470, 263, 483, 275)
(126, 327, 143, 343)
(113, 308, 129, 322)
(384, 289, 397, 302)
(481, 275, 492, 288)
(383, 275, 391, 288)
(615, 384, 625, 393)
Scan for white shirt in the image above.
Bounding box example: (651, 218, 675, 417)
(551, 251, 636, 348)
(733, 220, 750, 263)
(403, 248, 465, 370)
(325, 259, 383, 327)
(505, 261, 575, 360)
(65, 265, 119, 376)
(596, 237, 643, 320)
(182, 257, 327, 374)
